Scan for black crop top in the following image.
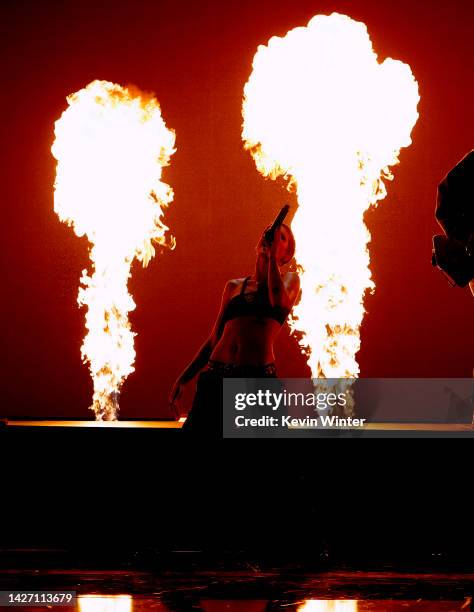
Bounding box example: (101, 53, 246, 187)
(221, 276, 290, 326)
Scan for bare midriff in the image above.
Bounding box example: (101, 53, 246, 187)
(209, 316, 281, 365)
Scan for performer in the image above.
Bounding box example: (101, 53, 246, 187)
(170, 223, 300, 435)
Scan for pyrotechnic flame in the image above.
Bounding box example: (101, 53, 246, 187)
(78, 595, 132, 612)
(298, 602, 358, 611)
(242, 13, 419, 410)
(52, 80, 176, 420)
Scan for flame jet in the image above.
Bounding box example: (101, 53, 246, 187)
(52, 80, 176, 420)
(242, 13, 419, 402)
(298, 601, 358, 611)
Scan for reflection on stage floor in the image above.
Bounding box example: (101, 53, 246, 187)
(0, 568, 472, 611)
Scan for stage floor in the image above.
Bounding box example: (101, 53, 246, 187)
(0, 566, 473, 610)
(1, 419, 185, 428)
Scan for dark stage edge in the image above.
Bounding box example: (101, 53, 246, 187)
(2, 419, 474, 437)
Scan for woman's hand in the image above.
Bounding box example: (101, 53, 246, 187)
(169, 378, 185, 419)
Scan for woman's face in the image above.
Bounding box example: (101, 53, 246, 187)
(256, 225, 291, 264)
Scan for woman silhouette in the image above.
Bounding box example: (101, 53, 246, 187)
(170, 224, 300, 436)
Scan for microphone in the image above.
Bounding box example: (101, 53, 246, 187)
(264, 204, 290, 245)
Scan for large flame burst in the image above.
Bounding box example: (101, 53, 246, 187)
(242, 13, 419, 406)
(52, 80, 176, 420)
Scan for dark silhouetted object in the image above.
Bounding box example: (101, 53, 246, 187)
(264, 204, 290, 244)
(432, 150, 474, 286)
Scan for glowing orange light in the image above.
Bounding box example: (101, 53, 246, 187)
(78, 595, 132, 612)
(52, 80, 176, 420)
(298, 601, 358, 611)
(242, 13, 419, 410)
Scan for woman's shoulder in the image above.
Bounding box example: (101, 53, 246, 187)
(227, 277, 247, 288)
(223, 277, 247, 295)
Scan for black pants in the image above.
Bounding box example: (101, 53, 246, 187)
(182, 363, 278, 437)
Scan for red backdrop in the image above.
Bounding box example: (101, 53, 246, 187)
(1, 0, 472, 418)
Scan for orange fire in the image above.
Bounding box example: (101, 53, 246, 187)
(242, 13, 419, 407)
(52, 80, 176, 420)
(78, 595, 132, 612)
(298, 602, 358, 611)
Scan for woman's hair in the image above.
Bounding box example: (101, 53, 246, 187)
(280, 223, 296, 265)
